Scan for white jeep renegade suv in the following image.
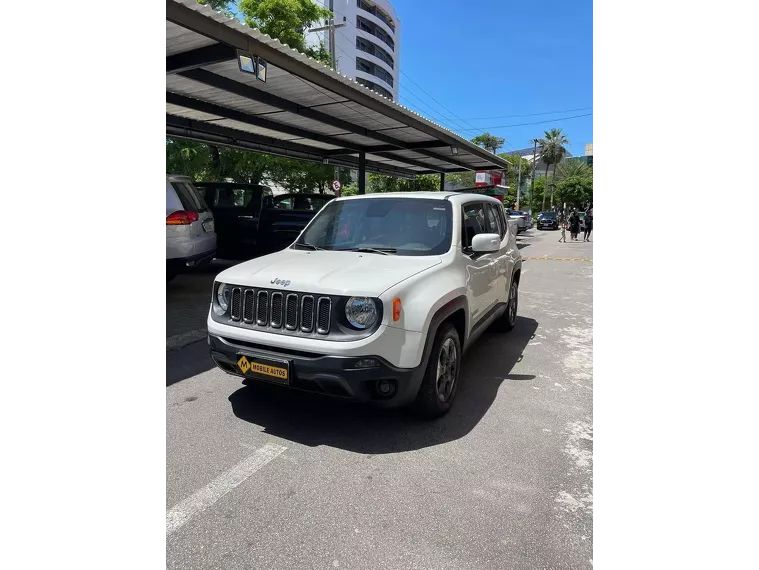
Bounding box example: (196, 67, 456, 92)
(207, 192, 522, 417)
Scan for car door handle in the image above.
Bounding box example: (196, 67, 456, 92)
(237, 215, 255, 220)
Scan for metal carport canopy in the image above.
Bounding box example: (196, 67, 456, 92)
(166, 0, 510, 187)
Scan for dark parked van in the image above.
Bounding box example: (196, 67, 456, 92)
(195, 182, 272, 260)
(196, 183, 333, 259)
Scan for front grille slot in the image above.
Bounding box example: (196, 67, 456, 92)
(256, 291, 268, 326)
(270, 292, 284, 328)
(285, 294, 298, 330)
(242, 290, 255, 323)
(227, 287, 331, 335)
(230, 287, 242, 321)
(300, 295, 315, 332)
(316, 297, 331, 334)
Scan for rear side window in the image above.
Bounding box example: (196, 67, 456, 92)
(171, 181, 208, 213)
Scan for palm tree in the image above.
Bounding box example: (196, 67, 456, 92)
(555, 159, 592, 182)
(538, 142, 554, 210)
(538, 128, 570, 209)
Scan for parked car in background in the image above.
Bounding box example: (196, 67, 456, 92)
(537, 211, 559, 230)
(195, 182, 272, 260)
(515, 210, 532, 230)
(195, 184, 334, 259)
(505, 209, 530, 233)
(166, 175, 216, 282)
(258, 193, 334, 254)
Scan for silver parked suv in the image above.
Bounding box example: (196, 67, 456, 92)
(166, 175, 216, 282)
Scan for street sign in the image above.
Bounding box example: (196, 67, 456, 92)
(332, 180, 342, 192)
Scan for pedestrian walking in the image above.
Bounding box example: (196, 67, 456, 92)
(583, 209, 593, 241)
(569, 210, 580, 241)
(559, 220, 567, 243)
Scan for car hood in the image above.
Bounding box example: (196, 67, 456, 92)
(216, 248, 443, 296)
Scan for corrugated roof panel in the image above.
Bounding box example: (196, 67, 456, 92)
(286, 139, 343, 150)
(318, 101, 406, 131)
(167, 75, 283, 115)
(327, 133, 392, 147)
(166, 22, 216, 56)
(210, 119, 306, 141)
(166, 103, 222, 122)
(261, 112, 352, 138)
(206, 62, 350, 109)
(371, 127, 438, 143)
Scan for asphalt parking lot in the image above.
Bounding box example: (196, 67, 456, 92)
(166, 228, 593, 569)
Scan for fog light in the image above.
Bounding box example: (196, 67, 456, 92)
(355, 358, 379, 369)
(377, 379, 392, 395)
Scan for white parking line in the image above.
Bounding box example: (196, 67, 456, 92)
(166, 443, 287, 536)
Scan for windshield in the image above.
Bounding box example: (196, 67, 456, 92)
(540, 212, 557, 219)
(295, 198, 453, 256)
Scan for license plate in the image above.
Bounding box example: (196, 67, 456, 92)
(236, 354, 290, 385)
(203, 219, 214, 232)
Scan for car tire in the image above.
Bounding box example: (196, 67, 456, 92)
(412, 322, 461, 418)
(495, 277, 519, 332)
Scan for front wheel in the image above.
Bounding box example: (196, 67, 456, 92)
(412, 323, 461, 418)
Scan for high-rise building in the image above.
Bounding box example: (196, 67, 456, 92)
(306, 0, 401, 101)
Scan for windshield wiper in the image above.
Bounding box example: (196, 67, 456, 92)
(342, 247, 397, 255)
(292, 242, 327, 251)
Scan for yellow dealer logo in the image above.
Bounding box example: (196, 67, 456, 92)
(237, 356, 251, 373)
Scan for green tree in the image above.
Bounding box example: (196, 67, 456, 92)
(368, 173, 441, 193)
(555, 175, 592, 211)
(471, 132, 505, 154)
(198, 0, 238, 18)
(497, 154, 532, 207)
(273, 158, 351, 193)
(523, 177, 546, 215)
(555, 159, 592, 182)
(238, 0, 333, 65)
(444, 171, 475, 189)
(166, 138, 212, 180)
(538, 128, 570, 209)
(220, 149, 279, 184)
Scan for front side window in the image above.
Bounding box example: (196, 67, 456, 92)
(486, 203, 505, 238)
(461, 202, 487, 248)
(295, 198, 452, 256)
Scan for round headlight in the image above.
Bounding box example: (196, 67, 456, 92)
(216, 283, 231, 312)
(345, 297, 377, 329)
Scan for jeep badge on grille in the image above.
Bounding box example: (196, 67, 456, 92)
(270, 278, 291, 287)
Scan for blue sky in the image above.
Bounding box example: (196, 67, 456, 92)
(392, 0, 592, 156)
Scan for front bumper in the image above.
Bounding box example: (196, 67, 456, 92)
(208, 334, 426, 407)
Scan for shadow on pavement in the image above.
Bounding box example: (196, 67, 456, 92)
(167, 339, 215, 387)
(228, 316, 538, 454)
